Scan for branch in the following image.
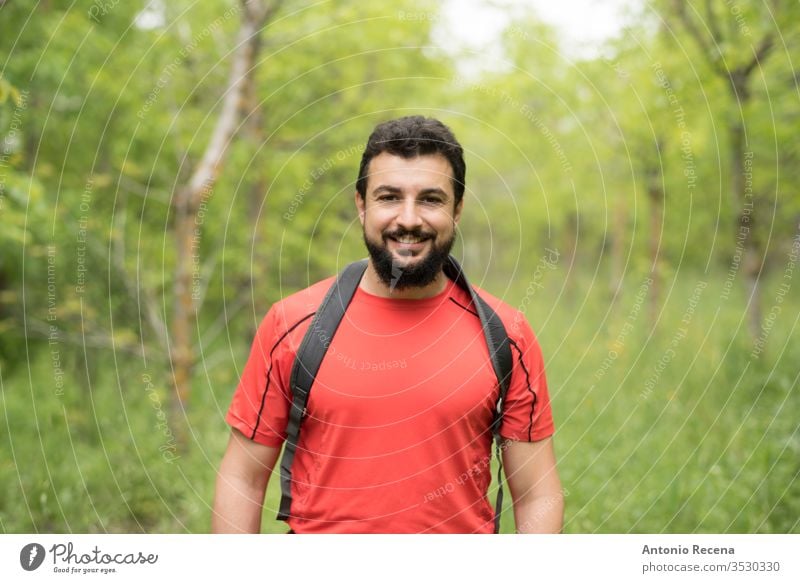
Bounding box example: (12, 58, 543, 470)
(108, 195, 170, 354)
(24, 318, 150, 359)
(178, 0, 282, 210)
(117, 175, 171, 205)
(670, 0, 726, 77)
(199, 293, 249, 348)
(196, 347, 235, 374)
(240, 0, 282, 24)
(704, 0, 725, 48)
(741, 32, 775, 78)
(45, 208, 170, 358)
(726, 32, 775, 101)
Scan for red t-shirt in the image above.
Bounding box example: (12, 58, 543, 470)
(226, 276, 554, 533)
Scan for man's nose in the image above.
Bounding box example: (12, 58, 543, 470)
(396, 198, 423, 229)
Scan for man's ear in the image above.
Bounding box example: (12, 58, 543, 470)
(453, 198, 464, 225)
(355, 190, 366, 225)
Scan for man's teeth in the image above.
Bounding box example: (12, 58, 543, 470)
(396, 236, 424, 243)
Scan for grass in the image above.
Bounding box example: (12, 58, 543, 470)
(511, 265, 800, 533)
(1, 268, 797, 533)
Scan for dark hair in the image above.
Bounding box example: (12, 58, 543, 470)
(355, 116, 466, 206)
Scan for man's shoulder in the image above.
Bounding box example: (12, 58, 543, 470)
(469, 284, 535, 342)
(268, 275, 336, 331)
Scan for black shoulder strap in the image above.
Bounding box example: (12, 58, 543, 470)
(443, 256, 513, 533)
(276, 259, 368, 521)
(442, 256, 513, 421)
(277, 256, 513, 533)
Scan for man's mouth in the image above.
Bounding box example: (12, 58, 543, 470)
(386, 233, 432, 255)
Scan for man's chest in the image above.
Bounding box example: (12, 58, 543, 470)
(306, 302, 498, 434)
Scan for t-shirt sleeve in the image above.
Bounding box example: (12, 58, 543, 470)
(499, 317, 554, 442)
(225, 307, 293, 447)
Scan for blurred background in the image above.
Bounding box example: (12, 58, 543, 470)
(1, 0, 798, 533)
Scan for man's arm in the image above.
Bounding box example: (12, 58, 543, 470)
(502, 437, 564, 533)
(212, 428, 281, 533)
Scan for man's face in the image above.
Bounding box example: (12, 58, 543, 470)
(355, 152, 463, 290)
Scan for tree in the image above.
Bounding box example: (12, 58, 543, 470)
(169, 0, 281, 439)
(661, 0, 800, 337)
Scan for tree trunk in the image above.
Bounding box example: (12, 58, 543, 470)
(668, 1, 774, 342)
(608, 193, 626, 305)
(170, 0, 278, 443)
(729, 117, 763, 340)
(562, 212, 578, 302)
(244, 63, 269, 329)
(647, 172, 664, 328)
(171, 192, 197, 445)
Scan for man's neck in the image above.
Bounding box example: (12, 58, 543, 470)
(359, 261, 449, 300)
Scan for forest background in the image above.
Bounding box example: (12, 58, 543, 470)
(1, 0, 798, 533)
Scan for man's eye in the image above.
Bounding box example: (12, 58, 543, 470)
(421, 197, 443, 205)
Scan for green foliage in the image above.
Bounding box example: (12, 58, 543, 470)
(502, 269, 800, 533)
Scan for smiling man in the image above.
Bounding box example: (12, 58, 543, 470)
(212, 116, 563, 534)
(358, 150, 458, 296)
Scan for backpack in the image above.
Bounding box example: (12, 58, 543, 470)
(276, 255, 513, 533)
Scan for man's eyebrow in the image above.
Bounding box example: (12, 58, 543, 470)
(371, 185, 402, 194)
(370, 185, 450, 198)
(417, 187, 447, 198)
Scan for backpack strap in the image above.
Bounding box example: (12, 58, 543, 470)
(443, 256, 513, 533)
(278, 256, 513, 533)
(276, 259, 368, 521)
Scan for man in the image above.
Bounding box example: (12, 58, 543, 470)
(212, 116, 563, 534)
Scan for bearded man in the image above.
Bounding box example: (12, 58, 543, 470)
(212, 116, 563, 534)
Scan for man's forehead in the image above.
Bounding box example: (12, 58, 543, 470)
(365, 153, 454, 185)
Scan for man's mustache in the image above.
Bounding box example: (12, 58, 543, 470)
(383, 228, 435, 240)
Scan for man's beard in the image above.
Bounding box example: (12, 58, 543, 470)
(363, 226, 455, 291)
